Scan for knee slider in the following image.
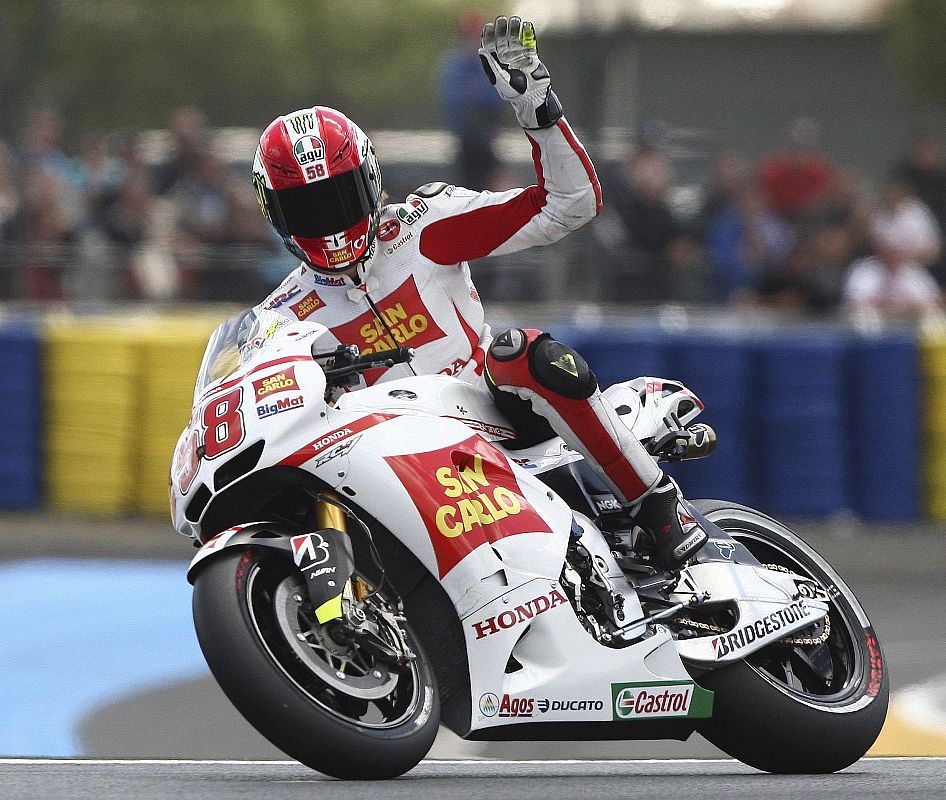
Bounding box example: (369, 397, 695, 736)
(487, 329, 598, 401)
(529, 335, 598, 400)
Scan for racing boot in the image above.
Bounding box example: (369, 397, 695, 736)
(631, 475, 708, 571)
(649, 423, 717, 461)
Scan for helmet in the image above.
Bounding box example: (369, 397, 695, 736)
(253, 106, 382, 273)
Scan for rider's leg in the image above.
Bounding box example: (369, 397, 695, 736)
(485, 328, 706, 569)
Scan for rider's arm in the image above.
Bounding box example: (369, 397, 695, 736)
(418, 16, 601, 266)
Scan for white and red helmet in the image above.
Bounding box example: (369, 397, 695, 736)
(253, 106, 382, 272)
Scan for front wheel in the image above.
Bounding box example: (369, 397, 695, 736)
(691, 500, 889, 774)
(192, 547, 440, 779)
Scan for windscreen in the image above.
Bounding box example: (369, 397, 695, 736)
(193, 308, 259, 402)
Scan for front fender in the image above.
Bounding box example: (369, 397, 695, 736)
(187, 521, 296, 584)
(187, 521, 355, 623)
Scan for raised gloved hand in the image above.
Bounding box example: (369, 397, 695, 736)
(478, 16, 563, 130)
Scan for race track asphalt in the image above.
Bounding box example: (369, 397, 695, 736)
(1, 757, 943, 800)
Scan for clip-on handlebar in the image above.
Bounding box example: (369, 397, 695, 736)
(312, 343, 415, 388)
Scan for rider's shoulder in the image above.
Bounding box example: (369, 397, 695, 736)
(378, 183, 482, 237)
(409, 181, 455, 200)
(256, 263, 326, 314)
(407, 182, 481, 207)
(409, 182, 481, 201)
(257, 285, 298, 315)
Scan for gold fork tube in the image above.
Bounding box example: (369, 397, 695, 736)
(315, 492, 347, 531)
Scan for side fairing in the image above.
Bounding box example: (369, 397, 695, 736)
(279, 410, 703, 735)
(323, 413, 574, 618)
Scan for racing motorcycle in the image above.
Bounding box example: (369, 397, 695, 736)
(171, 309, 888, 779)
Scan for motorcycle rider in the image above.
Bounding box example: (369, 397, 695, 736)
(250, 16, 706, 570)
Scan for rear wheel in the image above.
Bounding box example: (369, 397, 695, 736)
(193, 547, 440, 779)
(691, 500, 888, 774)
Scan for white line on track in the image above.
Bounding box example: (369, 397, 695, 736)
(1, 757, 945, 766)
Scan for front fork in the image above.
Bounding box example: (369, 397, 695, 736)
(316, 492, 347, 531)
(311, 494, 416, 665)
(315, 492, 373, 605)
(291, 493, 357, 623)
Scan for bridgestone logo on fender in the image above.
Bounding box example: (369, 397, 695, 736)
(712, 600, 811, 658)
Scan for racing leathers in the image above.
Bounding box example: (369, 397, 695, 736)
(254, 116, 709, 565)
(257, 118, 598, 388)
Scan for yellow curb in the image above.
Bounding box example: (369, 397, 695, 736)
(868, 702, 946, 756)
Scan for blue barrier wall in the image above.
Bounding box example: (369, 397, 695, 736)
(559, 324, 921, 522)
(0, 314, 926, 521)
(752, 333, 850, 517)
(0, 322, 42, 509)
(847, 334, 921, 521)
(665, 334, 756, 507)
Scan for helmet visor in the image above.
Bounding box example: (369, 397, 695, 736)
(264, 162, 380, 239)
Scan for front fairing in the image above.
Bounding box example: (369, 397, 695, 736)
(170, 313, 333, 539)
(170, 314, 575, 574)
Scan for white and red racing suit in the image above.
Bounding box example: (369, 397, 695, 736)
(256, 118, 662, 505)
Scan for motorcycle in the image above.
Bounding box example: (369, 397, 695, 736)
(171, 309, 888, 779)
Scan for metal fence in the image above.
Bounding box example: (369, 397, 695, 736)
(0, 241, 285, 305)
(0, 224, 717, 309)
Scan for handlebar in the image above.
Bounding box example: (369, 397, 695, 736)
(350, 347, 415, 369)
(312, 343, 415, 387)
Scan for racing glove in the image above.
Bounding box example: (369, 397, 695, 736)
(479, 16, 564, 130)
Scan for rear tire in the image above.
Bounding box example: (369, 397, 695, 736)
(193, 547, 440, 779)
(691, 500, 889, 773)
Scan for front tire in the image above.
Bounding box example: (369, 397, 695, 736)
(192, 547, 440, 779)
(691, 500, 889, 773)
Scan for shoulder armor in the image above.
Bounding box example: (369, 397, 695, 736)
(410, 181, 455, 199)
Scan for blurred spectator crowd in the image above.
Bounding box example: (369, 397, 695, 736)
(577, 116, 946, 324)
(2, 103, 946, 323)
(0, 105, 281, 304)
